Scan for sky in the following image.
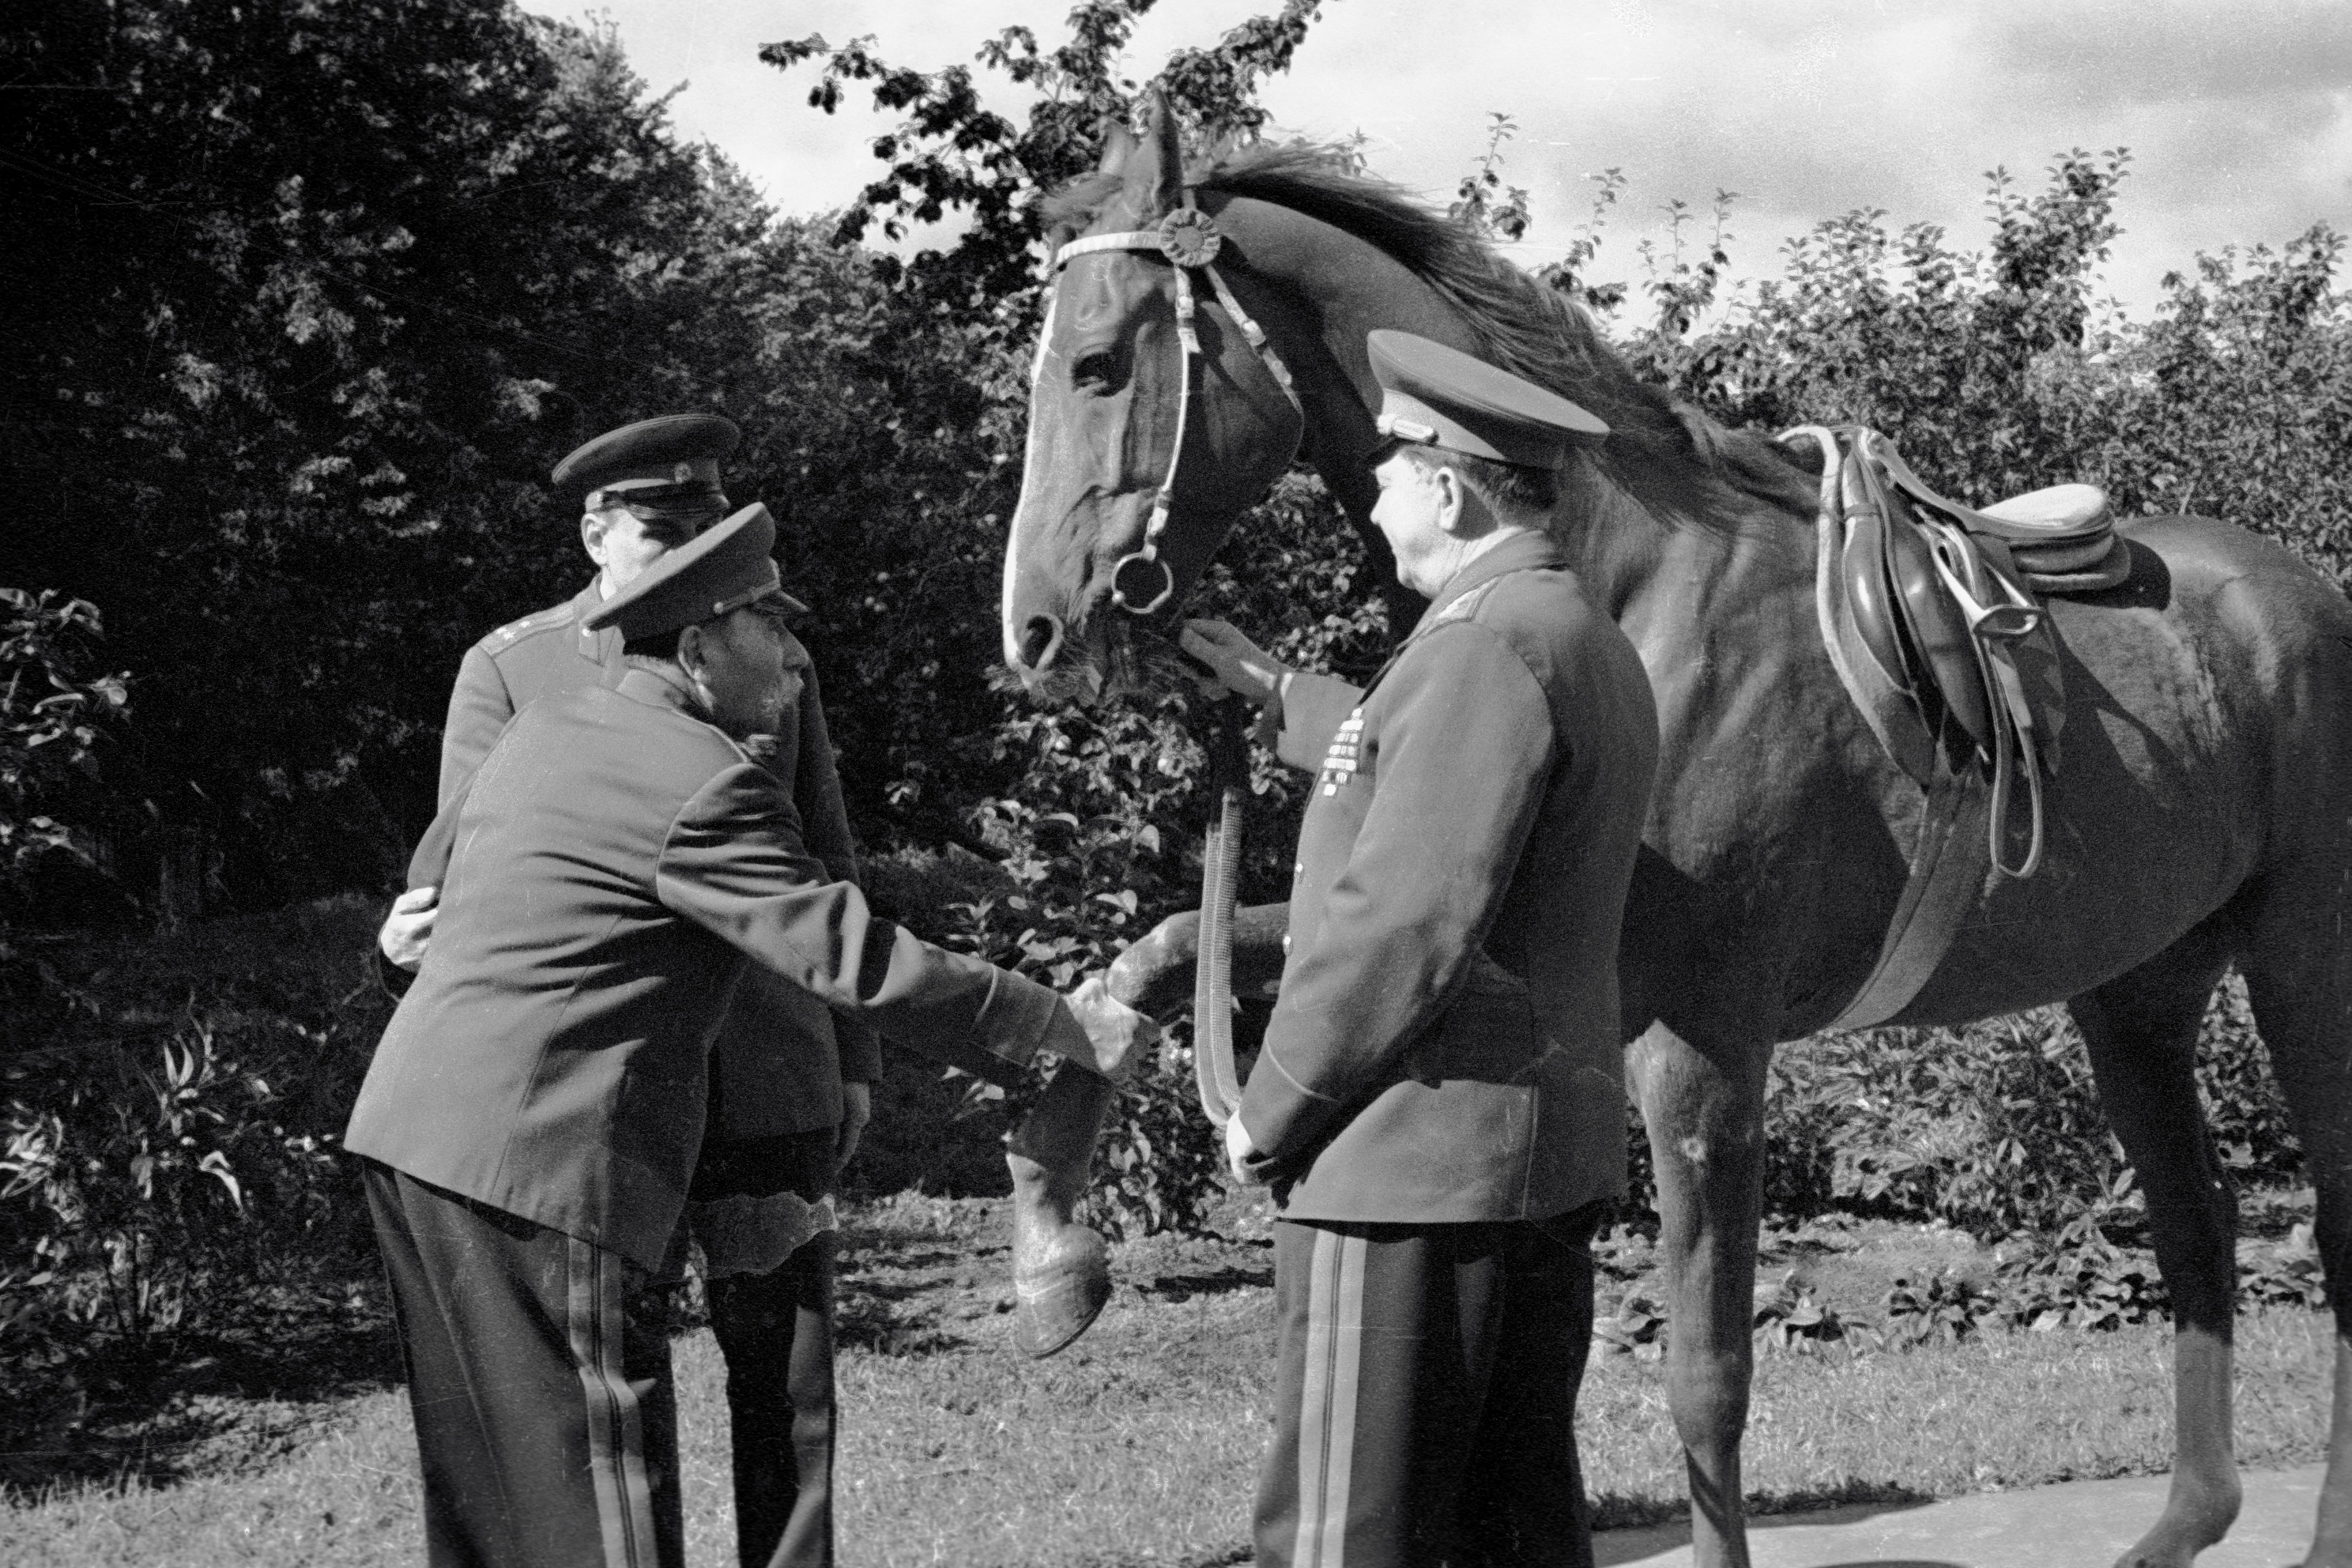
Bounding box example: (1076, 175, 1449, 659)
(519, 0, 2352, 319)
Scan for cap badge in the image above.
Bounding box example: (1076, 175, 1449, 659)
(673, 462, 694, 483)
(1377, 412, 1437, 445)
(1155, 208, 1222, 268)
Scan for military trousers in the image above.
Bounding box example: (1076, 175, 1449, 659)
(1253, 1201, 1605, 1568)
(693, 1129, 841, 1568)
(363, 1159, 684, 1568)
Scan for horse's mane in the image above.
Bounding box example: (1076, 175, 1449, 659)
(1047, 141, 1819, 533)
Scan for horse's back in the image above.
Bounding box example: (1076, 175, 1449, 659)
(1894, 514, 2352, 1023)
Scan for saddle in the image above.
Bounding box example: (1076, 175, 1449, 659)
(1788, 424, 2129, 1029)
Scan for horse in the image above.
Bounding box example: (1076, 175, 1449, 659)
(995, 97, 2352, 1568)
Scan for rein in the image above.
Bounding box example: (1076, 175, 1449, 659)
(1049, 198, 1296, 1124)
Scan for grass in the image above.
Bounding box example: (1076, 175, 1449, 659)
(4, 1193, 2336, 1567)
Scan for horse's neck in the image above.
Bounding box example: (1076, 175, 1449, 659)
(1216, 195, 1813, 639)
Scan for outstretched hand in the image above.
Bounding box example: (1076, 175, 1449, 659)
(1060, 973, 1160, 1085)
(1178, 619, 1290, 709)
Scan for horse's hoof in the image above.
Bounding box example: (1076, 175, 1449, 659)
(1011, 1238, 1111, 1359)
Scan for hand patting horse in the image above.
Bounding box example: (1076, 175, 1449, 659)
(996, 96, 2352, 1568)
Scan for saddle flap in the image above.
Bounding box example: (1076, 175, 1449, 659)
(1883, 507, 1996, 756)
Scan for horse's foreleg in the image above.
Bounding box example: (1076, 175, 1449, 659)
(2244, 910, 2352, 1568)
(1003, 902, 1292, 1358)
(2071, 941, 2241, 1568)
(1629, 1018, 1772, 1568)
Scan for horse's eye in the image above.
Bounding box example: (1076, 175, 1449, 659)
(1070, 345, 1124, 394)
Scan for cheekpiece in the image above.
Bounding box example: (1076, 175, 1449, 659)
(1367, 330, 1608, 472)
(582, 503, 805, 641)
(1155, 207, 1222, 268)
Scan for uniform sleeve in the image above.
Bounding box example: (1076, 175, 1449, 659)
(437, 644, 515, 809)
(1239, 627, 1557, 1172)
(791, 669, 884, 1084)
(1270, 671, 1367, 773)
(656, 762, 1085, 1073)
(379, 774, 473, 995)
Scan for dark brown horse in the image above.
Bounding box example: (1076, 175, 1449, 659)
(997, 104, 2352, 1568)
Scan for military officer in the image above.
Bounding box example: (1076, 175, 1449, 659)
(1179, 331, 1660, 1568)
(349, 503, 1157, 1568)
(376, 413, 879, 1567)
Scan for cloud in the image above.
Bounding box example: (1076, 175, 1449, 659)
(524, 0, 2351, 313)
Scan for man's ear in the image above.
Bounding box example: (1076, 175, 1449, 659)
(676, 621, 707, 678)
(579, 511, 609, 565)
(1433, 466, 1494, 538)
(1431, 464, 1468, 533)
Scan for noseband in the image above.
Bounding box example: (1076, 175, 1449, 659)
(1050, 197, 1303, 616)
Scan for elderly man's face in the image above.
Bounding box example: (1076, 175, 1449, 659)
(582, 507, 718, 594)
(683, 599, 806, 739)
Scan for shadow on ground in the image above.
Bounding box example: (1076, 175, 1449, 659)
(0, 1278, 402, 1500)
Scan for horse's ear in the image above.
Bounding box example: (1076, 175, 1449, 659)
(1127, 88, 1185, 216)
(1095, 115, 1137, 175)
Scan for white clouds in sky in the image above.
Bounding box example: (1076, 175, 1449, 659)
(524, 0, 2350, 315)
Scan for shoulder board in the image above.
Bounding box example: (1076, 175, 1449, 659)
(477, 601, 579, 654)
(1408, 578, 1502, 645)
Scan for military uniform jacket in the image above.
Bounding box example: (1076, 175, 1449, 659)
(349, 669, 1074, 1270)
(435, 579, 879, 1140)
(1237, 531, 1660, 1224)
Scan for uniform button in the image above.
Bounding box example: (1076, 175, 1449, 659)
(1292, 861, 1303, 878)
(1282, 933, 1292, 952)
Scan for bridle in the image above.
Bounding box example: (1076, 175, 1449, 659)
(1046, 194, 1299, 1129)
(1050, 194, 1303, 616)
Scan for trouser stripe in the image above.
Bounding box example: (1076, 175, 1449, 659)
(569, 1236, 659, 1568)
(1291, 1227, 1368, 1568)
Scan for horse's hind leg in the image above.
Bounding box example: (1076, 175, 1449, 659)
(2070, 929, 2240, 1568)
(1629, 1017, 1773, 1568)
(2242, 885, 2352, 1568)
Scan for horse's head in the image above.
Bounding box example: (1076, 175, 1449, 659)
(1001, 96, 1306, 702)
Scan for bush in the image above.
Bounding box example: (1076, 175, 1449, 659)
(0, 898, 387, 1378)
(1736, 974, 2299, 1240)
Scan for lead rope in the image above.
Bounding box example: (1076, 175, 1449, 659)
(1191, 715, 1247, 1127)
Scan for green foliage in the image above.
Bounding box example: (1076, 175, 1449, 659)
(763, 0, 1326, 307)
(8, 0, 909, 909)
(1567, 147, 2352, 590)
(1883, 1268, 2004, 1346)
(0, 898, 389, 1379)
(1748, 978, 2296, 1239)
(1751, 1270, 1855, 1355)
(1, 592, 127, 908)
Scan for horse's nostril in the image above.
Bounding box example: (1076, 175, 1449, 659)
(1019, 614, 1063, 672)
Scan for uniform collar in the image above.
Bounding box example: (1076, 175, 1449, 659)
(575, 576, 612, 662)
(1413, 529, 1566, 633)
(616, 662, 701, 714)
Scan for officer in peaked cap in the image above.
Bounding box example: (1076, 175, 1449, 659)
(1179, 330, 1658, 1568)
(350, 499, 1159, 1568)
(372, 415, 881, 1568)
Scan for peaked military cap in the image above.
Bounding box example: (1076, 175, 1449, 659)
(553, 413, 741, 514)
(583, 503, 805, 640)
(1367, 330, 1608, 470)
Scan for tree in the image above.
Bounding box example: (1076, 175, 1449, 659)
(2, 1, 895, 910)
